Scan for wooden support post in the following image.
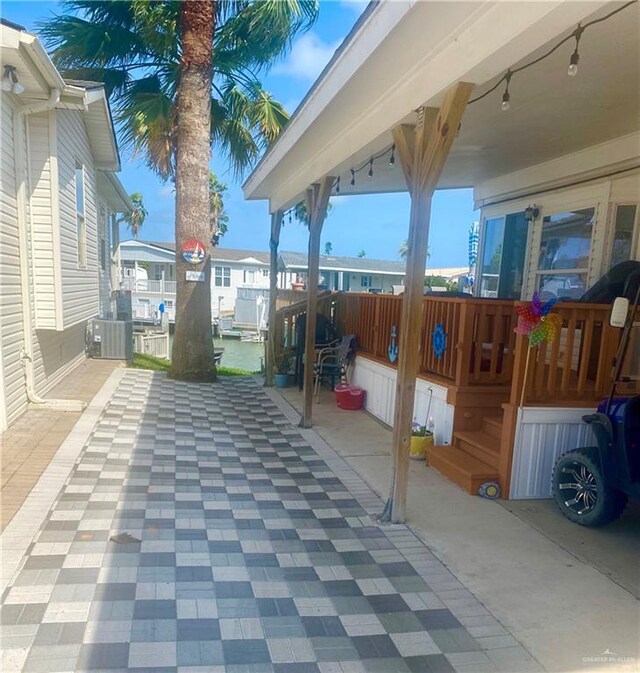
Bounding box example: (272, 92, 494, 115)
(300, 176, 334, 428)
(265, 210, 283, 387)
(389, 82, 473, 523)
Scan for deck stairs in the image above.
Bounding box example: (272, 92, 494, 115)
(427, 414, 502, 495)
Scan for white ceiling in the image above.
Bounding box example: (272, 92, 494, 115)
(329, 2, 640, 196)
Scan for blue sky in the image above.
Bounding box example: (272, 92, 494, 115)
(3, 0, 476, 266)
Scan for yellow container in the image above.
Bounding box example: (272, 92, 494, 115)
(409, 435, 433, 461)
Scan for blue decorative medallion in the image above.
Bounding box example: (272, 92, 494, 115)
(431, 323, 447, 359)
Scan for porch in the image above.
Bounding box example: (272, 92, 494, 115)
(273, 292, 640, 499)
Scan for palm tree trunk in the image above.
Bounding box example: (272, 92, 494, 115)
(170, 0, 216, 381)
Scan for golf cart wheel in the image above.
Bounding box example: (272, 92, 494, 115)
(552, 447, 627, 527)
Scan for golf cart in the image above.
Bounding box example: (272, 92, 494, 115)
(552, 279, 640, 527)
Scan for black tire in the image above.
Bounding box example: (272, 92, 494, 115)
(552, 447, 628, 527)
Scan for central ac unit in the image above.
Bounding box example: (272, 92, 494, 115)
(89, 319, 133, 361)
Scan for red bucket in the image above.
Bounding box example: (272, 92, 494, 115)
(334, 384, 365, 410)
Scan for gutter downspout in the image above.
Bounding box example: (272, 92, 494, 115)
(14, 88, 86, 413)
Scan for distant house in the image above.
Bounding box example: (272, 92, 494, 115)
(0, 19, 132, 432)
(118, 241, 271, 324)
(278, 251, 406, 292)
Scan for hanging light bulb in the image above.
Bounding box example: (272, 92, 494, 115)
(567, 51, 579, 76)
(567, 24, 583, 77)
(350, 169, 355, 187)
(368, 159, 374, 179)
(389, 144, 395, 166)
(501, 70, 512, 112)
(335, 177, 340, 194)
(288, 212, 292, 224)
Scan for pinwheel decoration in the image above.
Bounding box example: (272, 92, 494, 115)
(515, 293, 562, 347)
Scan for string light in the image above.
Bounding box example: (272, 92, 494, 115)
(335, 176, 340, 194)
(501, 70, 511, 112)
(568, 24, 583, 76)
(350, 169, 355, 187)
(368, 159, 374, 178)
(467, 1, 636, 108)
(389, 144, 395, 166)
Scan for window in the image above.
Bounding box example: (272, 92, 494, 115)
(479, 212, 528, 299)
(262, 268, 269, 277)
(360, 275, 372, 288)
(610, 204, 638, 268)
(214, 266, 231, 287)
(100, 238, 106, 271)
(110, 213, 118, 254)
(164, 300, 174, 308)
(536, 207, 594, 300)
(75, 162, 86, 267)
(243, 269, 256, 284)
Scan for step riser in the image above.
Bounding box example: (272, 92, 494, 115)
(482, 419, 503, 440)
(457, 438, 500, 469)
(427, 445, 500, 496)
(428, 454, 477, 495)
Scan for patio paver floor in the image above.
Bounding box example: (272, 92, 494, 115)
(1, 371, 539, 672)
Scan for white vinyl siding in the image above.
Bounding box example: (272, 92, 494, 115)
(97, 200, 114, 318)
(57, 109, 99, 326)
(27, 112, 58, 329)
(0, 95, 28, 429)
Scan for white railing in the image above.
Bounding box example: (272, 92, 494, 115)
(121, 278, 177, 294)
(132, 304, 176, 321)
(133, 332, 170, 359)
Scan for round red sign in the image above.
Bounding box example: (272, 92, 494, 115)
(182, 239, 206, 265)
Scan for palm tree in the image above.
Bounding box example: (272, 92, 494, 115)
(209, 171, 229, 245)
(42, 0, 318, 380)
(399, 239, 430, 261)
(324, 241, 333, 255)
(357, 249, 366, 258)
(120, 192, 147, 239)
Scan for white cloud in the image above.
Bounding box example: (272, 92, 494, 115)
(272, 33, 341, 82)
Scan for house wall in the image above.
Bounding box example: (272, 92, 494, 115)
(27, 111, 59, 329)
(476, 139, 640, 301)
(56, 108, 100, 327)
(97, 199, 115, 318)
(287, 268, 404, 293)
(510, 407, 596, 499)
(351, 355, 454, 445)
(0, 94, 28, 430)
(0, 100, 108, 432)
(211, 262, 270, 317)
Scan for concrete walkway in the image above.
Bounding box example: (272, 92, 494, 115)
(1, 371, 539, 673)
(277, 386, 640, 673)
(1, 359, 123, 531)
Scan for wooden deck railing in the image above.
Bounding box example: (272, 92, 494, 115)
(272, 291, 638, 406)
(512, 302, 640, 405)
(331, 293, 517, 387)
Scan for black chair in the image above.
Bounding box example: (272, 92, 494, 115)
(294, 313, 338, 390)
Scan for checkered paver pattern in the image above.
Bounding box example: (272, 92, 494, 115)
(1, 372, 538, 672)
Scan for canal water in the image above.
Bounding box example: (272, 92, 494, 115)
(167, 334, 265, 372)
(214, 337, 265, 372)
